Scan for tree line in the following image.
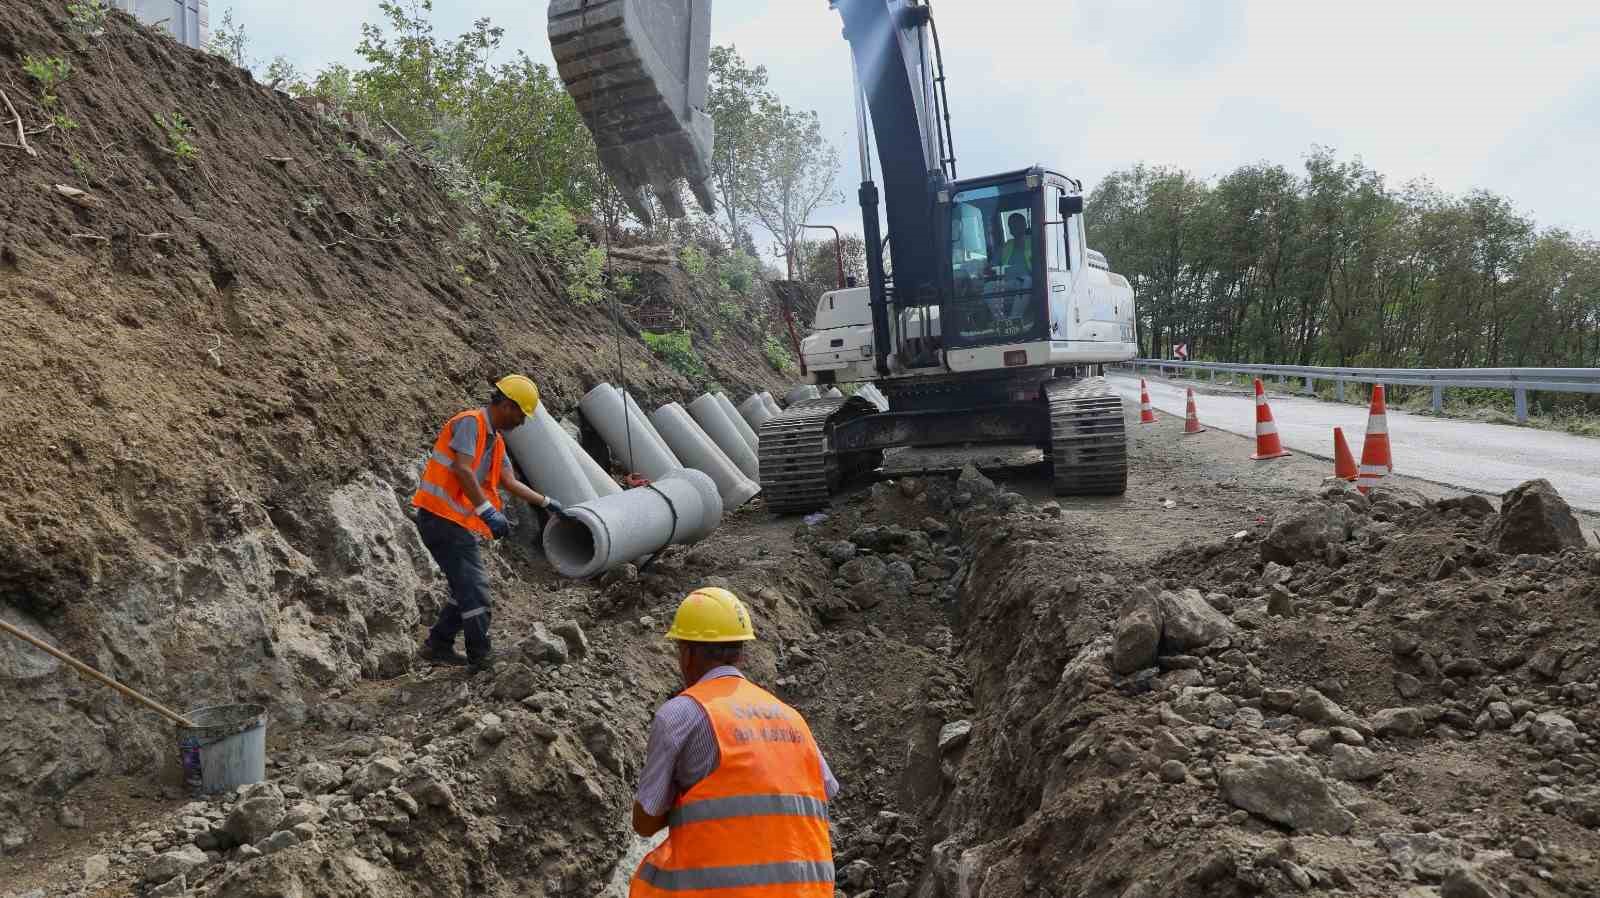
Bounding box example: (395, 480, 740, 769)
(1086, 149, 1600, 372)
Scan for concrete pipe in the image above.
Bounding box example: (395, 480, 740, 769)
(763, 393, 783, 417)
(542, 468, 722, 579)
(579, 383, 682, 481)
(857, 384, 889, 411)
(503, 404, 598, 507)
(650, 403, 760, 512)
(620, 388, 678, 463)
(822, 386, 844, 399)
(738, 393, 776, 430)
(785, 384, 821, 405)
(564, 432, 621, 498)
(688, 394, 759, 481)
(713, 392, 760, 454)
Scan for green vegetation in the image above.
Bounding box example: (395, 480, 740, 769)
(763, 335, 797, 374)
(66, 0, 108, 36)
(22, 55, 71, 108)
(642, 330, 711, 385)
(155, 112, 199, 163)
(520, 198, 606, 305)
(679, 245, 709, 277)
(1089, 151, 1600, 379)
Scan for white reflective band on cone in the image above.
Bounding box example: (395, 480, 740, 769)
(1257, 421, 1278, 434)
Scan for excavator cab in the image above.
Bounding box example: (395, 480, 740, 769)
(941, 172, 1050, 349)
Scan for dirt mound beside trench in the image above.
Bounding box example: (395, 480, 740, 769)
(0, 0, 787, 849)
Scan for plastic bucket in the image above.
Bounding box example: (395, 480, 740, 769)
(177, 704, 267, 796)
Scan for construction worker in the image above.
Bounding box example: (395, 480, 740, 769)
(998, 211, 1033, 272)
(630, 587, 838, 896)
(414, 375, 565, 673)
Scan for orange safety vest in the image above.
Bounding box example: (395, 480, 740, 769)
(411, 408, 506, 540)
(631, 677, 834, 897)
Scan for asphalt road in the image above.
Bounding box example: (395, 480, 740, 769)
(1109, 373, 1600, 513)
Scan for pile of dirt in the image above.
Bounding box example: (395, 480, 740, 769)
(0, 0, 789, 851)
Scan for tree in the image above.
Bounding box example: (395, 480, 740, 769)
(207, 8, 253, 70)
(799, 235, 866, 292)
(745, 100, 842, 279)
(707, 46, 773, 249)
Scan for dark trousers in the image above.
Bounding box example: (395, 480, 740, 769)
(417, 509, 493, 660)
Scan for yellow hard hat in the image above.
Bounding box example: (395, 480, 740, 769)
(665, 587, 756, 642)
(495, 374, 540, 415)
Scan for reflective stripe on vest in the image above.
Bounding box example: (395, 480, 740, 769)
(630, 678, 832, 897)
(635, 860, 835, 892)
(411, 408, 504, 539)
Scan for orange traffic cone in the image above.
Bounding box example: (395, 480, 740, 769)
(1332, 427, 1358, 481)
(1139, 378, 1158, 425)
(1182, 387, 1206, 435)
(1357, 384, 1392, 494)
(1250, 378, 1291, 460)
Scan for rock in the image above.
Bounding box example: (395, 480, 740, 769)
(1562, 785, 1600, 826)
(583, 720, 626, 774)
(824, 540, 858, 565)
(1261, 501, 1350, 565)
(1218, 753, 1355, 834)
(1485, 702, 1514, 729)
(840, 554, 888, 585)
(1159, 760, 1188, 783)
(491, 662, 539, 701)
(938, 720, 972, 754)
(1151, 729, 1190, 762)
(1528, 645, 1565, 680)
(1394, 672, 1423, 699)
(1372, 707, 1425, 738)
(1259, 562, 1293, 587)
(840, 858, 876, 889)
(519, 624, 570, 665)
(1296, 728, 1333, 752)
(1530, 712, 1579, 752)
(1267, 585, 1296, 618)
(351, 756, 404, 797)
(407, 773, 455, 808)
(1262, 688, 1298, 712)
(1441, 863, 1505, 898)
(296, 761, 343, 795)
(83, 853, 111, 882)
(1157, 588, 1236, 652)
(223, 782, 286, 845)
(1329, 726, 1365, 746)
(956, 464, 997, 498)
(479, 713, 508, 746)
(257, 828, 299, 856)
(151, 875, 188, 897)
(551, 619, 589, 658)
(1328, 744, 1384, 781)
(1511, 836, 1542, 859)
(1112, 586, 1163, 674)
(1293, 688, 1368, 735)
(1379, 832, 1467, 882)
(1490, 479, 1585, 555)
(280, 801, 324, 829)
(144, 844, 208, 884)
(235, 843, 262, 861)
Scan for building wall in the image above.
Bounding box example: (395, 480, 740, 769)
(109, 0, 210, 50)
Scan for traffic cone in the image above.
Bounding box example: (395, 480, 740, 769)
(1182, 387, 1206, 435)
(1249, 378, 1291, 460)
(1139, 379, 1158, 425)
(1332, 427, 1358, 481)
(1356, 384, 1392, 494)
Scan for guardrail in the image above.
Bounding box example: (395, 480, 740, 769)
(1127, 359, 1600, 424)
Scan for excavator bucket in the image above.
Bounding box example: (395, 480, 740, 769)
(548, 0, 717, 224)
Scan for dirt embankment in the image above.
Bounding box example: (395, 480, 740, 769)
(0, 0, 787, 849)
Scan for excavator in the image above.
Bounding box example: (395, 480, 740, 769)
(549, 0, 1138, 513)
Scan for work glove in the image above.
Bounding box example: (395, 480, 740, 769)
(544, 497, 569, 519)
(479, 506, 512, 540)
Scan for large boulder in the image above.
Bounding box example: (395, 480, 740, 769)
(223, 782, 286, 846)
(1218, 753, 1356, 834)
(1111, 586, 1163, 674)
(1158, 588, 1236, 652)
(1490, 479, 1585, 555)
(1261, 501, 1350, 565)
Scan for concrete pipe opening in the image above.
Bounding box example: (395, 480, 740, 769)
(544, 510, 605, 578)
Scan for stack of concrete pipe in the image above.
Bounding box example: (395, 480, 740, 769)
(543, 468, 722, 579)
(785, 384, 822, 405)
(856, 383, 890, 411)
(689, 394, 759, 481)
(579, 383, 682, 481)
(738, 393, 777, 430)
(761, 392, 782, 417)
(650, 403, 759, 512)
(714, 392, 759, 454)
(822, 386, 844, 399)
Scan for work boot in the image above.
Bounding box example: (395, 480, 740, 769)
(419, 638, 469, 667)
(467, 652, 497, 676)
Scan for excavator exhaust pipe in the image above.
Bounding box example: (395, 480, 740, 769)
(548, 0, 716, 224)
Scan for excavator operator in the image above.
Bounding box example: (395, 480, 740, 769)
(998, 212, 1033, 273)
(629, 587, 838, 896)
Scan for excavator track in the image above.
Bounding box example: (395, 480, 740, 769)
(758, 397, 880, 514)
(1044, 376, 1128, 496)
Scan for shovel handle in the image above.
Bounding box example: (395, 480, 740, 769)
(0, 618, 196, 727)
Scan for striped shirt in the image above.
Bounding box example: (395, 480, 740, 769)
(635, 666, 840, 816)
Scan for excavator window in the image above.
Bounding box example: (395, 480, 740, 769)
(946, 179, 1044, 345)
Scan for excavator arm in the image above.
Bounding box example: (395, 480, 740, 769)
(548, 0, 717, 224)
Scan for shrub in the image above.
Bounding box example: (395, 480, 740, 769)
(520, 197, 606, 305)
(763, 335, 797, 374)
(642, 330, 710, 384)
(155, 112, 199, 163)
(679, 244, 708, 277)
(719, 251, 761, 295)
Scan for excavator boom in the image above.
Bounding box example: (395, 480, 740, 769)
(548, 0, 717, 223)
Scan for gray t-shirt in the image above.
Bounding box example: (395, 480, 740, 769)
(448, 409, 503, 482)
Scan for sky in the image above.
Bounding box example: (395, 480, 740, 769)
(225, 0, 1600, 259)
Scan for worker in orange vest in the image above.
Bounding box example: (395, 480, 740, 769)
(630, 587, 838, 896)
(413, 374, 564, 674)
